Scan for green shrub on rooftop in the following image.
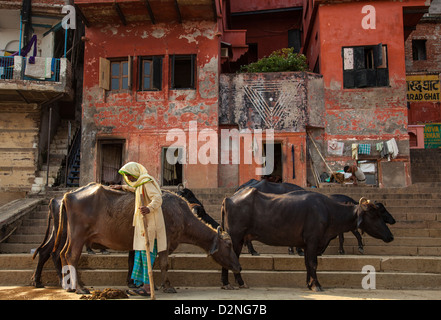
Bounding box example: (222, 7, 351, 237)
(239, 48, 309, 73)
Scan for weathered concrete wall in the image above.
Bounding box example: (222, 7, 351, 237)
(219, 72, 324, 131)
(80, 21, 220, 188)
(0, 104, 40, 205)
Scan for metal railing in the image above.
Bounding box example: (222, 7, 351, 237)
(0, 56, 14, 79)
(0, 56, 62, 82)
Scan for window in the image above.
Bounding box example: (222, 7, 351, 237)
(170, 54, 196, 89)
(98, 57, 132, 91)
(288, 29, 301, 53)
(111, 60, 129, 91)
(342, 44, 389, 89)
(139, 56, 162, 91)
(412, 39, 427, 61)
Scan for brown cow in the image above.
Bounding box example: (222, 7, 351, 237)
(53, 183, 241, 294)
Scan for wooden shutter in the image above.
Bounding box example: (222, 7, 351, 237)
(353, 47, 365, 70)
(127, 55, 132, 90)
(153, 56, 162, 90)
(99, 57, 110, 90)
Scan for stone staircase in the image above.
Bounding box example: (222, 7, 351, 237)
(31, 121, 78, 193)
(1, 183, 441, 290)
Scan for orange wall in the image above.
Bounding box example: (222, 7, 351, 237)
(319, 2, 407, 89)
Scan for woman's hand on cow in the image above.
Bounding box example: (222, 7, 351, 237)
(140, 206, 150, 215)
(110, 185, 122, 190)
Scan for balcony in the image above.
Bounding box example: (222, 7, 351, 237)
(0, 56, 73, 103)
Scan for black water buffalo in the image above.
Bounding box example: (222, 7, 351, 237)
(31, 197, 136, 288)
(220, 188, 394, 291)
(54, 183, 241, 294)
(329, 194, 396, 254)
(236, 179, 305, 255)
(176, 187, 219, 228)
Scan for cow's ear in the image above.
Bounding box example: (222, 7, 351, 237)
(208, 239, 219, 256)
(209, 238, 219, 256)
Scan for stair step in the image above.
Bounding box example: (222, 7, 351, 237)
(2, 254, 441, 289)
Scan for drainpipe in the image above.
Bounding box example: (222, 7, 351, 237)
(46, 107, 52, 187)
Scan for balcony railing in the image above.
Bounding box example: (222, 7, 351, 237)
(0, 56, 14, 80)
(0, 56, 62, 82)
(0, 56, 72, 102)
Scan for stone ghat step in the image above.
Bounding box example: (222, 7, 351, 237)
(2, 232, 441, 255)
(1, 254, 441, 289)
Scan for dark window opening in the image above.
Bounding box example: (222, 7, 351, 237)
(342, 44, 389, 89)
(288, 29, 302, 53)
(412, 39, 427, 61)
(170, 54, 196, 89)
(139, 56, 163, 91)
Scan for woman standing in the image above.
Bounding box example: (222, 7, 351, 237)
(111, 162, 167, 296)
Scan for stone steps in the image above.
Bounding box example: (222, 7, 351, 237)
(2, 253, 441, 290)
(2, 178, 441, 290)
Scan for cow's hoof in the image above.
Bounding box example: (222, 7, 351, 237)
(308, 284, 323, 292)
(31, 281, 44, 288)
(358, 247, 364, 254)
(251, 252, 260, 256)
(163, 287, 177, 293)
(239, 283, 249, 289)
(221, 284, 237, 290)
(338, 250, 345, 255)
(76, 287, 90, 295)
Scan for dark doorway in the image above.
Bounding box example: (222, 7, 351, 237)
(98, 140, 124, 185)
(263, 142, 283, 182)
(162, 147, 183, 186)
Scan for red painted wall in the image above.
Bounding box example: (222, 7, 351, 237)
(80, 21, 221, 188)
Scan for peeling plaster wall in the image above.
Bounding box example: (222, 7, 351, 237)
(0, 104, 40, 205)
(219, 72, 324, 131)
(81, 21, 220, 188)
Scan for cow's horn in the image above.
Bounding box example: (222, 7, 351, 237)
(359, 197, 369, 205)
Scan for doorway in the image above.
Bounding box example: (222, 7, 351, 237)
(263, 142, 283, 182)
(98, 139, 125, 185)
(162, 147, 183, 186)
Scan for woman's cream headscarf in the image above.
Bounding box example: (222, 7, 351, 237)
(118, 162, 162, 226)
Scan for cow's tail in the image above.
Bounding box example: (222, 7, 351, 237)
(32, 200, 53, 260)
(53, 196, 66, 253)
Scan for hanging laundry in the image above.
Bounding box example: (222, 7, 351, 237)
(358, 144, 371, 155)
(351, 144, 358, 160)
(376, 142, 383, 153)
(380, 141, 389, 158)
(387, 138, 399, 159)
